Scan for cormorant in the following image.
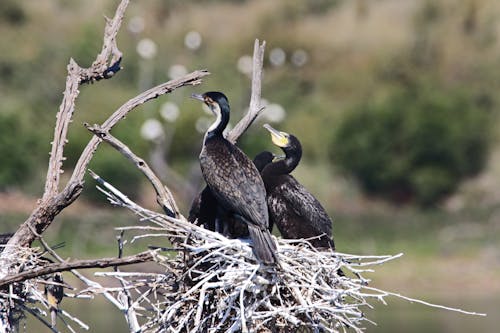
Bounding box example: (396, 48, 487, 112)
(191, 91, 278, 264)
(253, 151, 275, 172)
(261, 124, 335, 250)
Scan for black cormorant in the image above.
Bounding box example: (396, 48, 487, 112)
(191, 91, 278, 264)
(261, 124, 335, 249)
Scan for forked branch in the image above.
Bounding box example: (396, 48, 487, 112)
(227, 39, 266, 144)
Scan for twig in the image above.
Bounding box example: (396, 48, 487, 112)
(360, 285, 487, 317)
(227, 39, 266, 144)
(85, 125, 178, 217)
(18, 303, 59, 333)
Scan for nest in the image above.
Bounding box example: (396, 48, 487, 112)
(96, 185, 403, 333)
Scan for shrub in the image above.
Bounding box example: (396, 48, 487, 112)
(331, 84, 492, 206)
(0, 112, 43, 190)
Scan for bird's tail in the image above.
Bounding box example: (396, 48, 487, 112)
(247, 224, 279, 265)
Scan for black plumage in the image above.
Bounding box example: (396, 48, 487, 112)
(191, 92, 278, 264)
(262, 124, 335, 250)
(188, 152, 276, 237)
(188, 186, 217, 232)
(253, 151, 275, 172)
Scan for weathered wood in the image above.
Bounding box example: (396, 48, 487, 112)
(0, 251, 155, 288)
(226, 39, 266, 144)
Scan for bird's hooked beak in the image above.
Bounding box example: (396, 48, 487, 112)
(191, 93, 219, 117)
(272, 154, 285, 162)
(263, 123, 289, 148)
(191, 93, 205, 102)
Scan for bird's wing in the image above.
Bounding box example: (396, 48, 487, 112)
(201, 141, 268, 229)
(274, 176, 333, 236)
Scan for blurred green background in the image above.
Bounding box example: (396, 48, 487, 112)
(1, 0, 499, 331)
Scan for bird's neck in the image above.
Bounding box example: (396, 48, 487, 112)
(204, 103, 229, 143)
(263, 150, 300, 177)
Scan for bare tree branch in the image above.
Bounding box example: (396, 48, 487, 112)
(70, 70, 209, 188)
(0, 251, 155, 288)
(85, 124, 179, 217)
(227, 39, 266, 144)
(0, 0, 209, 282)
(44, 0, 128, 198)
(0, 70, 208, 273)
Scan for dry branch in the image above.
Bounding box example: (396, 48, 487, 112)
(85, 124, 179, 217)
(0, 0, 130, 278)
(227, 39, 266, 144)
(0, 251, 155, 289)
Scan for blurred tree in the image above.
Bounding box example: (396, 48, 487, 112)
(0, 0, 26, 26)
(331, 82, 493, 206)
(0, 112, 43, 190)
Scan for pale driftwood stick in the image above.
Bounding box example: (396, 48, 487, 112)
(85, 124, 179, 217)
(115, 232, 141, 333)
(0, 251, 155, 288)
(226, 39, 266, 144)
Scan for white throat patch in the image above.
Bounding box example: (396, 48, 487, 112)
(207, 103, 222, 133)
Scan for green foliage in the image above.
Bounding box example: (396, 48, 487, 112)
(331, 84, 492, 206)
(0, 0, 26, 25)
(0, 112, 43, 190)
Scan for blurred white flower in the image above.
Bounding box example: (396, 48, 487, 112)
(140, 118, 164, 141)
(237, 55, 253, 75)
(128, 16, 145, 34)
(263, 103, 286, 123)
(269, 48, 286, 67)
(168, 64, 188, 79)
(160, 101, 180, 123)
(137, 38, 157, 60)
(291, 49, 308, 67)
(195, 117, 212, 134)
(184, 31, 202, 50)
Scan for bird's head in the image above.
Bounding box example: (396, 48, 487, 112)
(191, 91, 229, 117)
(192, 91, 230, 137)
(263, 124, 291, 147)
(263, 123, 302, 156)
(253, 151, 276, 172)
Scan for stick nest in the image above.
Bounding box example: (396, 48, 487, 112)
(101, 189, 400, 333)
